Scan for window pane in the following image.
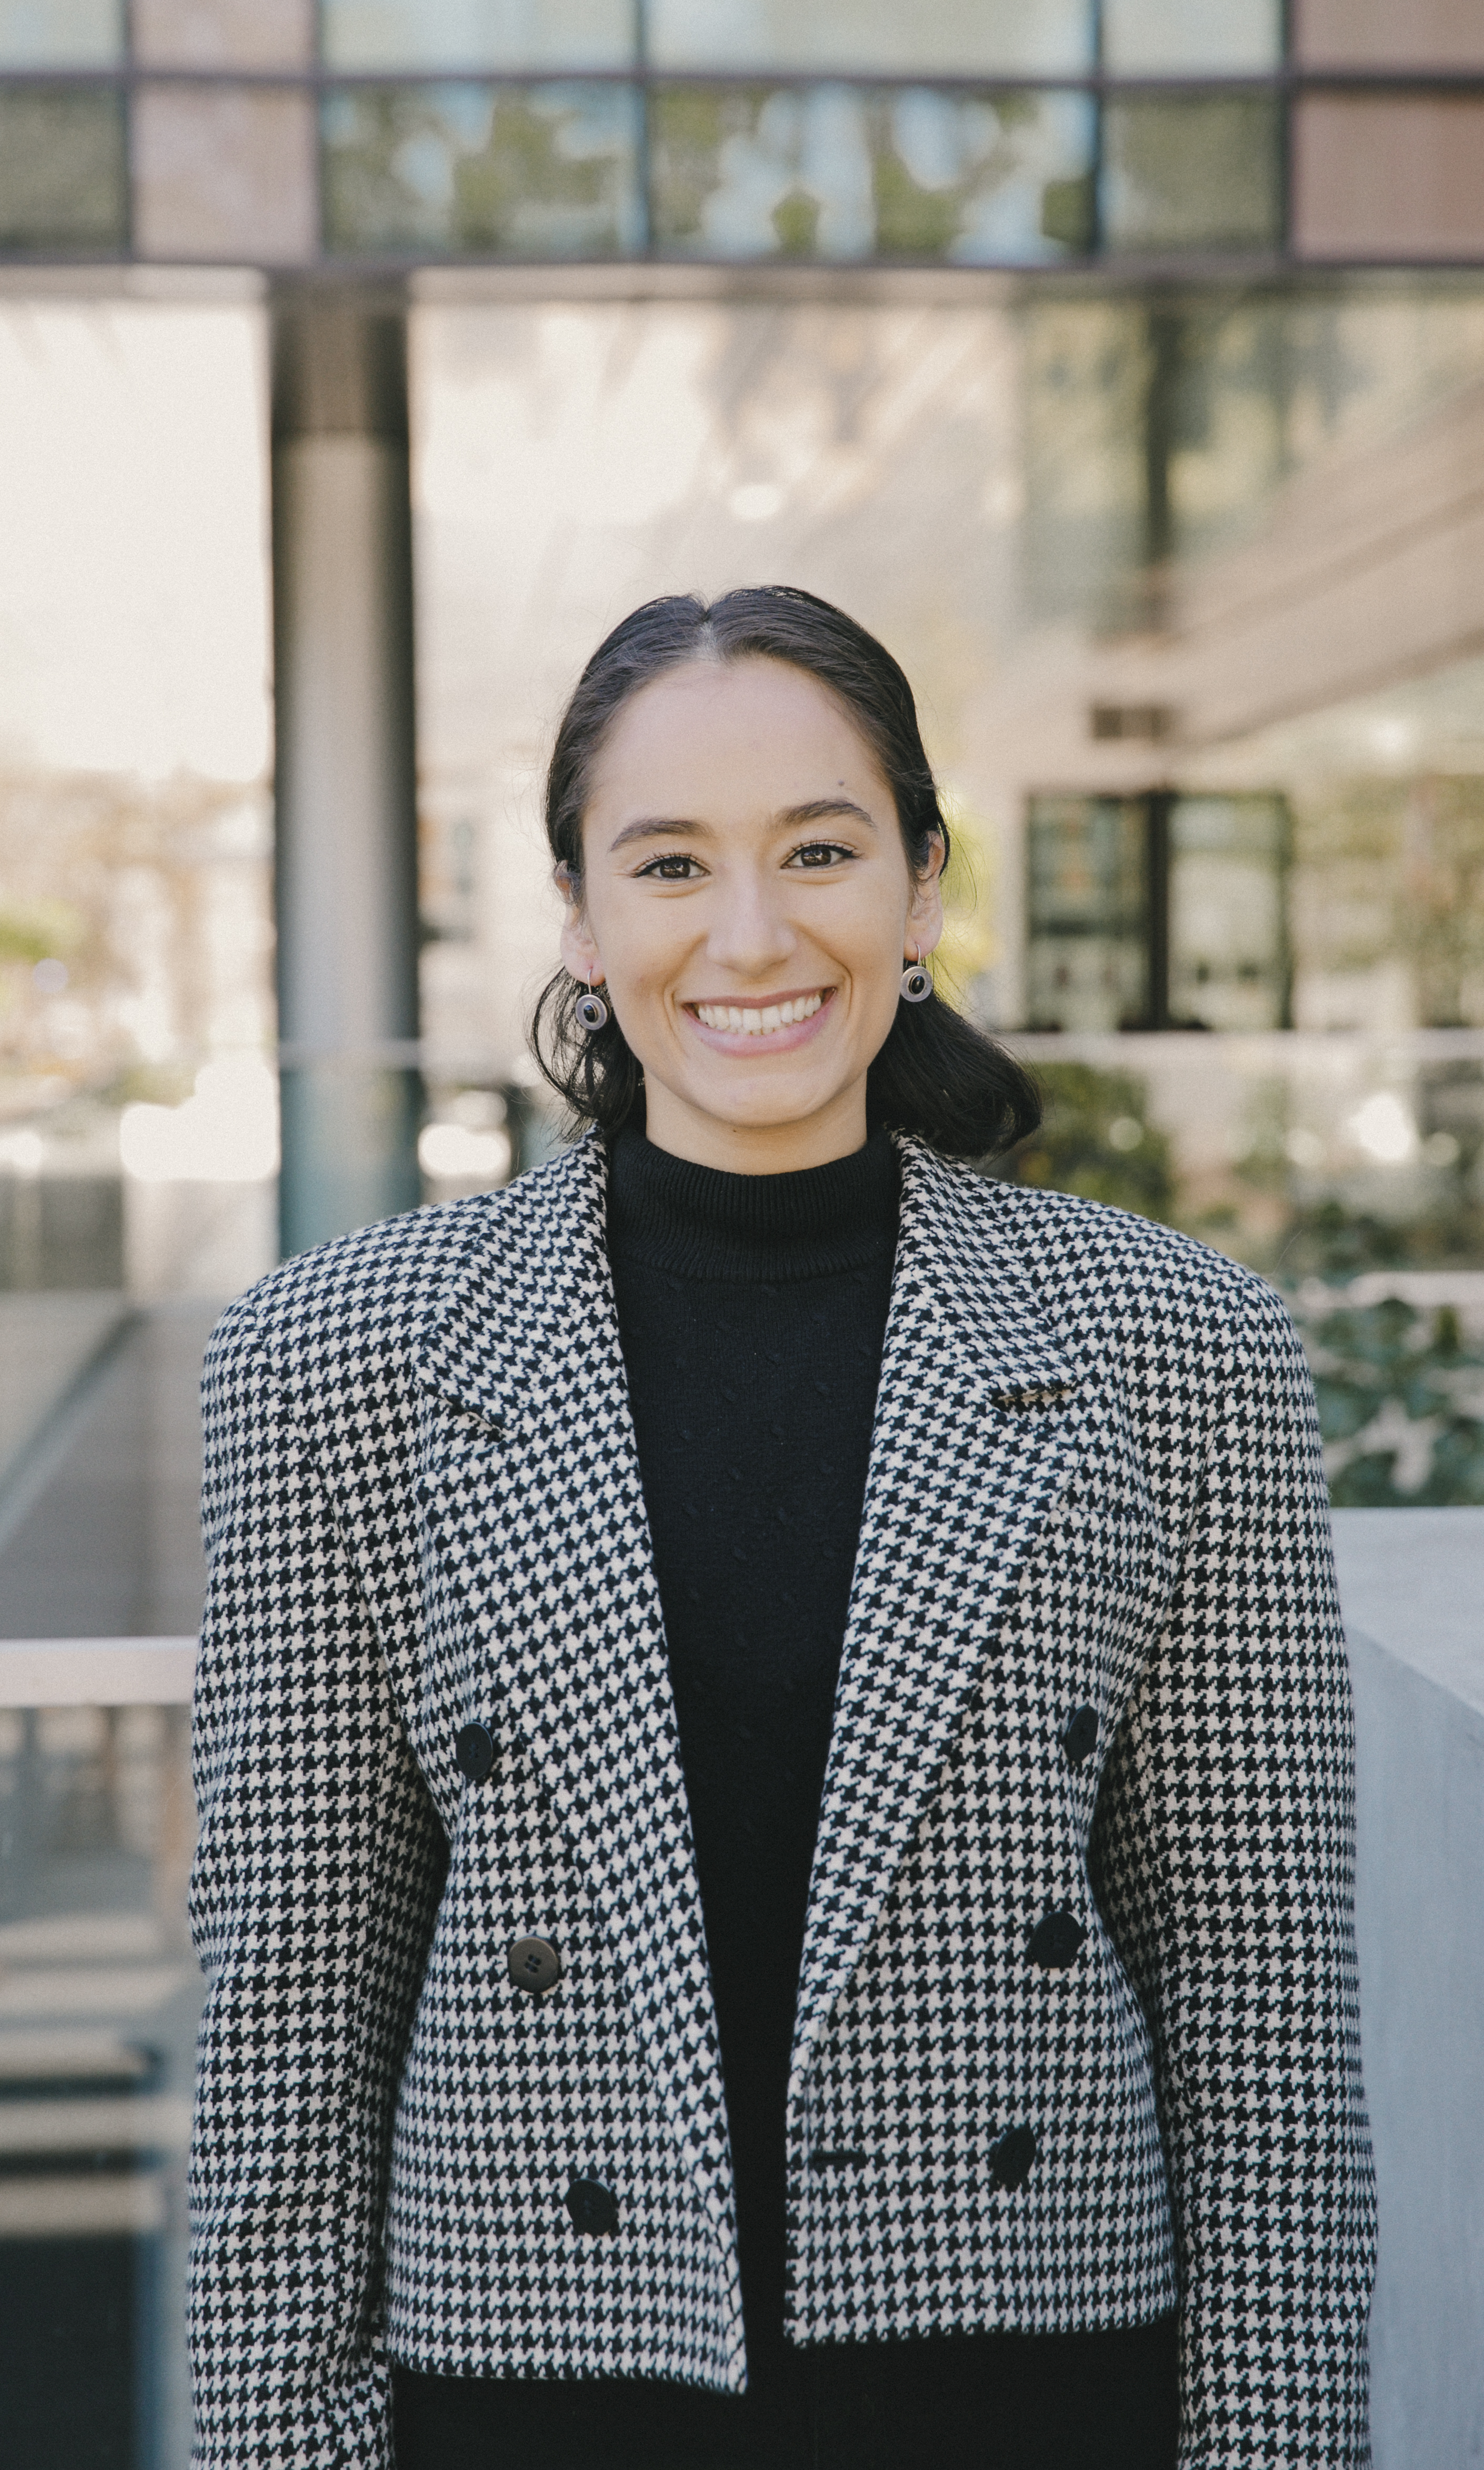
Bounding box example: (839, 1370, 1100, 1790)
(0, 88, 125, 248)
(1169, 796, 1290, 1031)
(1102, 0, 1281, 74)
(322, 82, 643, 256)
(0, 0, 122, 67)
(1026, 797, 1150, 1032)
(133, 0, 314, 70)
(1101, 96, 1281, 252)
(132, 87, 318, 265)
(648, 0, 1092, 75)
(650, 85, 1096, 265)
(320, 0, 633, 72)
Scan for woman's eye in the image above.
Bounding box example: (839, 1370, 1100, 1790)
(788, 841, 853, 869)
(638, 852, 703, 881)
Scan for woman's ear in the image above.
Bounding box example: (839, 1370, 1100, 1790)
(907, 833, 947, 957)
(557, 871, 602, 985)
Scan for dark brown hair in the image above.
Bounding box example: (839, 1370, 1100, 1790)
(530, 586, 1040, 1160)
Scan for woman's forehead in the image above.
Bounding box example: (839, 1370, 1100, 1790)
(587, 655, 890, 816)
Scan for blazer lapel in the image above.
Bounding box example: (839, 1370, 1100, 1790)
(791, 1138, 1087, 2092)
(412, 1139, 736, 2259)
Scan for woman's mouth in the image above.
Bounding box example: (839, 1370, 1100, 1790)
(681, 988, 837, 1055)
(690, 991, 826, 1037)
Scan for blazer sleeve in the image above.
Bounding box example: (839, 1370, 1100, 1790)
(1090, 1276, 1377, 2468)
(187, 1302, 446, 2469)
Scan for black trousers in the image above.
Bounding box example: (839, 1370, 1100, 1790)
(392, 2317, 1179, 2470)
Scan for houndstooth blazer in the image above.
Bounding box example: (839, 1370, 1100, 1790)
(187, 1129, 1376, 2468)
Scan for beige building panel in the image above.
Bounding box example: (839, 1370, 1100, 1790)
(130, 0, 314, 68)
(1295, 0, 1484, 68)
(1295, 96, 1484, 259)
(132, 85, 318, 264)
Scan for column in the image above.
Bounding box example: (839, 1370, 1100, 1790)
(270, 287, 422, 1258)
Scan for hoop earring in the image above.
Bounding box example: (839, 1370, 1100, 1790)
(574, 967, 609, 1034)
(900, 945, 932, 1004)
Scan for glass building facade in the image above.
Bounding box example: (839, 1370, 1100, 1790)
(1, 1, 1482, 269)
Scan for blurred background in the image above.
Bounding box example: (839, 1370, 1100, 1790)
(3, 2, 1484, 2463)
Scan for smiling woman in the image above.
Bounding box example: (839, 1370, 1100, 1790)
(188, 587, 1376, 2470)
(532, 586, 1040, 1165)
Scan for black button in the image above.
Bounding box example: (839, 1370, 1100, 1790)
(1027, 1908, 1086, 1969)
(990, 2125, 1037, 2192)
(566, 2178, 618, 2235)
(1062, 1704, 1098, 1767)
(456, 1722, 496, 1783)
(508, 1935, 562, 1995)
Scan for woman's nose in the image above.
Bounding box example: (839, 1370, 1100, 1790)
(704, 875, 795, 975)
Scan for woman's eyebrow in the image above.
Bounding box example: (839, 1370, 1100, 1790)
(777, 797, 878, 831)
(607, 815, 712, 853)
(607, 796, 876, 856)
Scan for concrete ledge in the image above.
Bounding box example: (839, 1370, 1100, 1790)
(1332, 1508, 1484, 2470)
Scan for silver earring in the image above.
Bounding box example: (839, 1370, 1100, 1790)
(900, 946, 932, 1004)
(574, 968, 609, 1034)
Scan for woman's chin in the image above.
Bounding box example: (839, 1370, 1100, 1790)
(645, 1065, 868, 1158)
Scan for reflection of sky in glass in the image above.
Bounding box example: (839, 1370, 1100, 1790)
(658, 85, 1094, 265)
(700, 88, 874, 259)
(0, 0, 122, 66)
(320, 0, 631, 71)
(1102, 0, 1281, 73)
(648, 0, 1093, 76)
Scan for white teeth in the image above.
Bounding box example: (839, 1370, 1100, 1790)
(693, 993, 826, 1035)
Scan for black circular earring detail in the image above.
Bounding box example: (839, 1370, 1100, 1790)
(900, 947, 932, 1004)
(574, 968, 609, 1033)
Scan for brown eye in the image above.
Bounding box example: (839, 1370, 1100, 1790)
(640, 853, 700, 880)
(789, 841, 851, 869)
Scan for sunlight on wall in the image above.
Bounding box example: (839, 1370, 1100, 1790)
(118, 1055, 278, 1182)
(0, 301, 270, 781)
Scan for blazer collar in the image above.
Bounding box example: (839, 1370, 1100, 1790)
(790, 1136, 1085, 2091)
(412, 1137, 743, 2319)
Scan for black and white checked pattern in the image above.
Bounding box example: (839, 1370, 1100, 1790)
(188, 1132, 1375, 2466)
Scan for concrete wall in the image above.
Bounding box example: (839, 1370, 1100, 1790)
(1334, 1508, 1484, 2470)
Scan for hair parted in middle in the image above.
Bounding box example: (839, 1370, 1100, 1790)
(530, 585, 1041, 1162)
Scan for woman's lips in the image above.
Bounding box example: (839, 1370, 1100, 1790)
(683, 987, 835, 1052)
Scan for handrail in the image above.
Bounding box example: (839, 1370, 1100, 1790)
(0, 1637, 196, 1706)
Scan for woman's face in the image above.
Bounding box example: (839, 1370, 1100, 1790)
(560, 655, 944, 1174)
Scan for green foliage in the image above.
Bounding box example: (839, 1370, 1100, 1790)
(1040, 173, 1095, 251)
(873, 150, 960, 257)
(1007, 1059, 1484, 1507)
(770, 188, 821, 257)
(1276, 1196, 1484, 1284)
(1010, 1059, 1176, 1220)
(1298, 1299, 1484, 1507)
(0, 901, 82, 965)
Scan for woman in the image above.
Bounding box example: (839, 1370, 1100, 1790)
(188, 587, 1375, 2470)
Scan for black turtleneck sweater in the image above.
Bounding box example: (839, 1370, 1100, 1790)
(391, 1131, 1178, 2470)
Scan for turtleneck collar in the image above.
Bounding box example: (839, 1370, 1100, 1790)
(605, 1125, 900, 1284)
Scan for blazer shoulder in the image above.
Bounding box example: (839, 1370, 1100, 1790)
(203, 1143, 588, 1390)
(957, 1169, 1297, 1361)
